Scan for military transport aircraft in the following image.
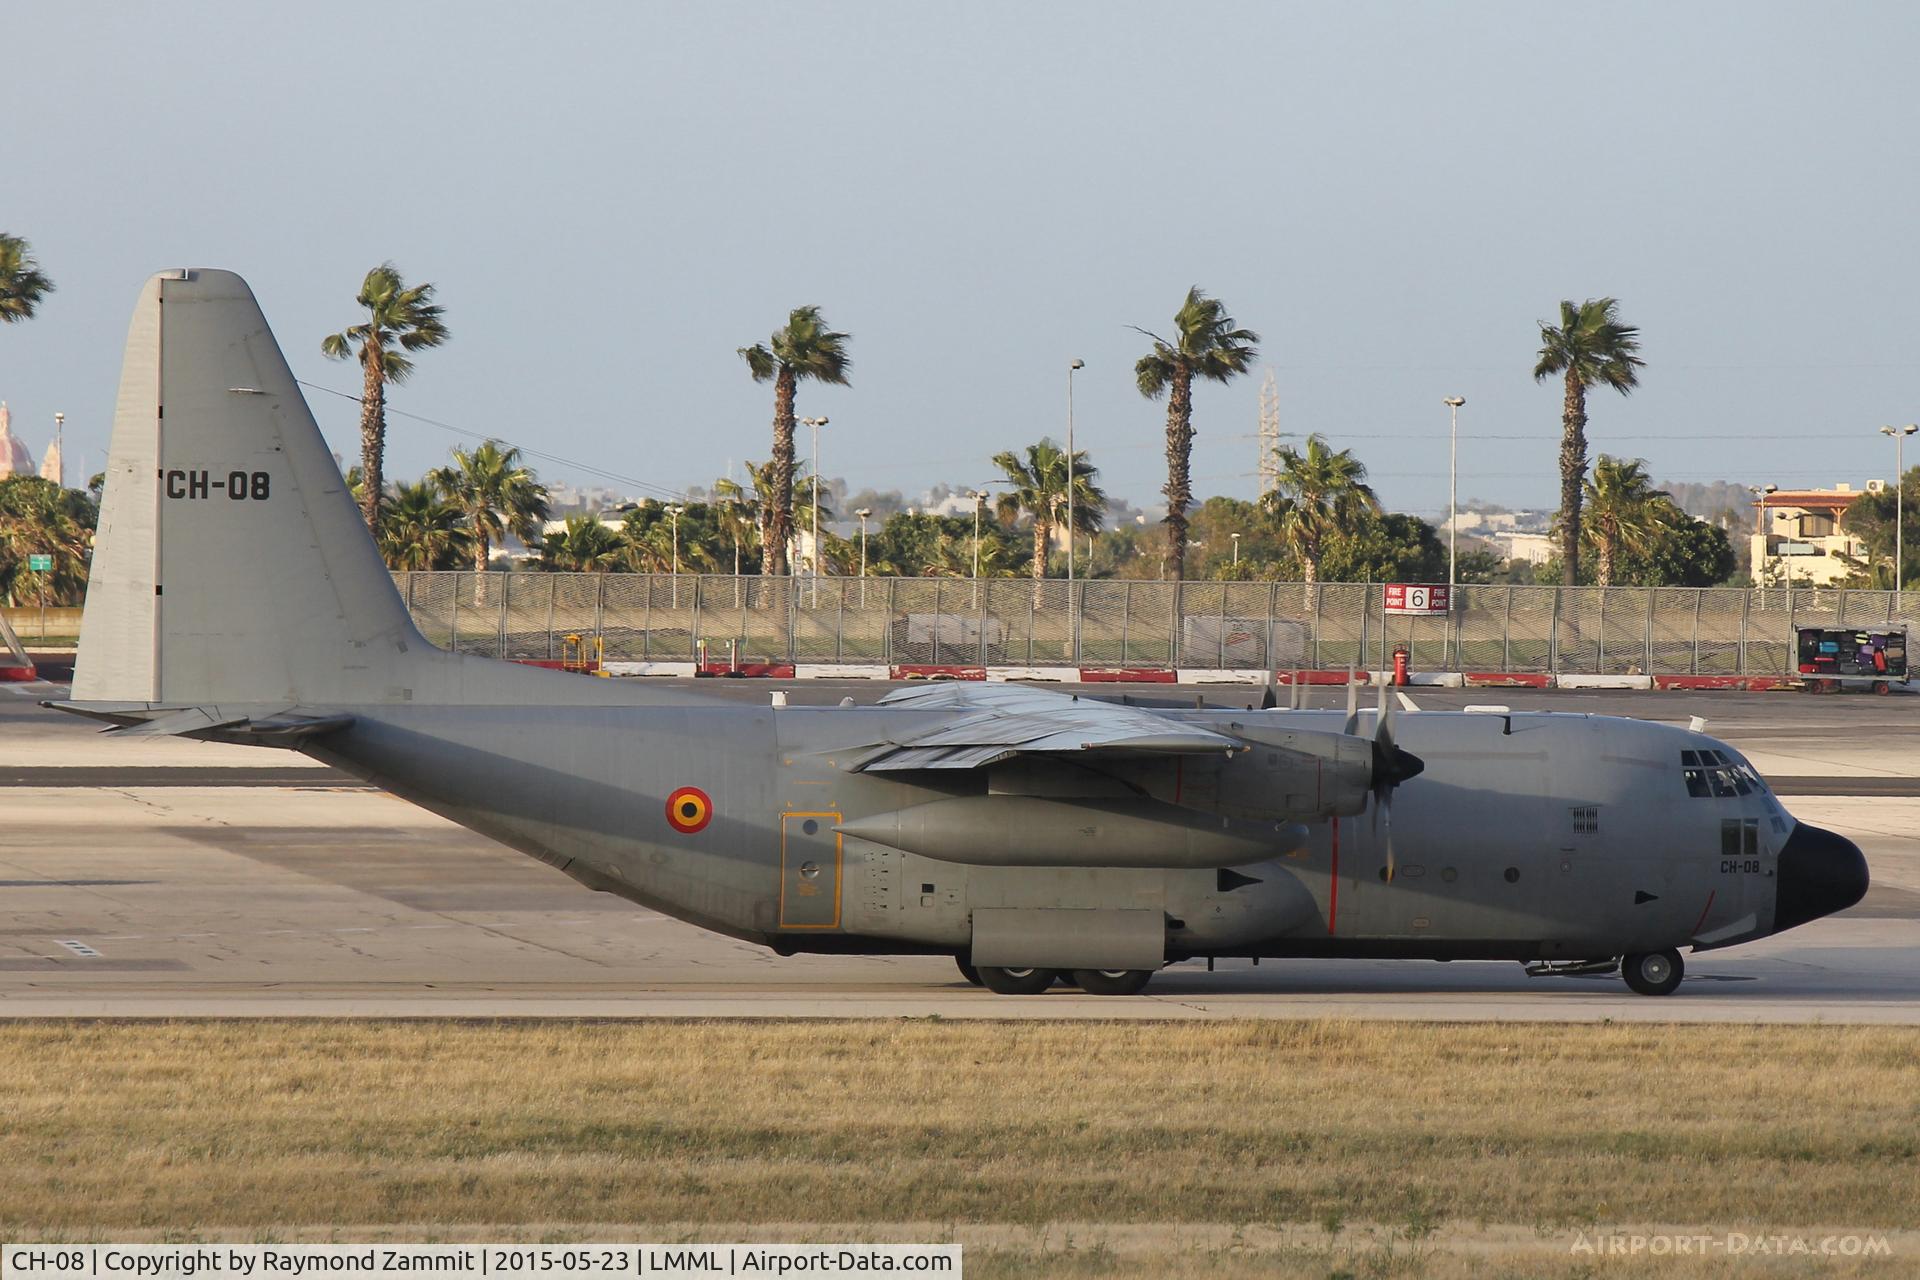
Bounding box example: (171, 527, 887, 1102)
(50, 270, 1870, 996)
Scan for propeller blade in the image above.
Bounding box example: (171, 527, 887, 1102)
(1260, 682, 1278, 711)
(1343, 671, 1360, 737)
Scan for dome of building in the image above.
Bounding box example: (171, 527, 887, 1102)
(0, 403, 36, 480)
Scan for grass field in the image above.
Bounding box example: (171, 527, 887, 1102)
(3, 1019, 1916, 1277)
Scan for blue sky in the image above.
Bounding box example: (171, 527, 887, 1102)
(7, 1, 1919, 517)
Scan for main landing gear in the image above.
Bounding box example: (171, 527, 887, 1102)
(1621, 948, 1685, 996)
(962, 960, 1157, 996)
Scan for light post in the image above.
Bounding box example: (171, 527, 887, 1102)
(1231, 531, 1241, 567)
(855, 506, 872, 606)
(1067, 359, 1084, 584)
(50, 412, 64, 488)
(1880, 425, 1916, 597)
(666, 503, 685, 608)
(799, 416, 828, 601)
(1443, 397, 1465, 591)
(1748, 484, 1777, 597)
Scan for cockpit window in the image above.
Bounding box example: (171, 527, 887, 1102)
(1683, 750, 1763, 798)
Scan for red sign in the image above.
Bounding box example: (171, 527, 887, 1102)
(1383, 584, 1451, 615)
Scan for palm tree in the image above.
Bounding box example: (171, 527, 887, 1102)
(322, 264, 450, 530)
(1263, 434, 1382, 584)
(378, 478, 473, 571)
(1134, 287, 1259, 580)
(745, 458, 833, 573)
(991, 441, 1108, 581)
(542, 515, 626, 572)
(710, 476, 760, 576)
(738, 307, 851, 576)
(0, 233, 55, 324)
(429, 441, 549, 599)
(1533, 298, 1644, 585)
(1582, 455, 1670, 587)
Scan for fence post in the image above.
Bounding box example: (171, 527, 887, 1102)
(545, 575, 557, 660)
(1784, 585, 1797, 676)
(1170, 581, 1182, 670)
(1358, 585, 1370, 676)
(1738, 587, 1751, 674)
(884, 577, 897, 667)
(593, 572, 605, 648)
(1643, 588, 1656, 674)
(1120, 580, 1132, 664)
(450, 576, 460, 655)
(1502, 586, 1514, 673)
(1547, 587, 1560, 672)
(1023, 582, 1034, 666)
(497, 577, 509, 658)
(1688, 588, 1702, 674)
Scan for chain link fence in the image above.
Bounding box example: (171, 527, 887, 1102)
(393, 572, 1919, 675)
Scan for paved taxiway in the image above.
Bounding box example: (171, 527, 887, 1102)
(3, 678, 1915, 1021)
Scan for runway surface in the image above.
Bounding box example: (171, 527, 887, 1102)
(3, 678, 1915, 1022)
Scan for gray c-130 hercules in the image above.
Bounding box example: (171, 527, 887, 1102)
(52, 270, 1870, 997)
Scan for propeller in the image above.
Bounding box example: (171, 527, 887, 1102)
(1369, 679, 1425, 883)
(1342, 666, 1361, 737)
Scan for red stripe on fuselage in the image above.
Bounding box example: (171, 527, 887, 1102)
(1691, 890, 1717, 936)
(1328, 815, 1340, 934)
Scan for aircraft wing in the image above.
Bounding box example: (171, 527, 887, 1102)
(852, 681, 1240, 771)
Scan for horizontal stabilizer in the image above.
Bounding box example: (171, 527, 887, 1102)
(45, 701, 353, 746)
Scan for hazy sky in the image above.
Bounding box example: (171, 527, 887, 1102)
(7, 1, 1919, 518)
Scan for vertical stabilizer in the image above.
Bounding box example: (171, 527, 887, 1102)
(73, 270, 423, 705)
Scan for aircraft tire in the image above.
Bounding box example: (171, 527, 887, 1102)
(977, 966, 1057, 995)
(1071, 969, 1154, 996)
(1622, 948, 1684, 996)
(956, 959, 984, 987)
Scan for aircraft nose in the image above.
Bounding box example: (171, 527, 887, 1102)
(1773, 823, 1869, 934)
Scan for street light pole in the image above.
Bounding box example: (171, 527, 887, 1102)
(1443, 397, 1465, 591)
(1067, 359, 1083, 585)
(855, 506, 872, 606)
(51, 412, 64, 489)
(666, 502, 685, 609)
(1882, 425, 1917, 597)
(1231, 531, 1240, 566)
(799, 416, 828, 601)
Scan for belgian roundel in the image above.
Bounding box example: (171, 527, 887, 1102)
(665, 786, 713, 834)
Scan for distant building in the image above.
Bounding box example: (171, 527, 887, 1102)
(0, 403, 35, 479)
(1489, 530, 1556, 565)
(38, 435, 62, 487)
(1751, 484, 1868, 586)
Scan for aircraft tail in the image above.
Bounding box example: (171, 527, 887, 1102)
(73, 269, 425, 706)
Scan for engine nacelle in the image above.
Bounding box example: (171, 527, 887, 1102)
(1114, 726, 1375, 823)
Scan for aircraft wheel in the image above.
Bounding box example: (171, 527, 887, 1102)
(977, 966, 1057, 995)
(1622, 948, 1684, 996)
(955, 958, 983, 987)
(1071, 968, 1154, 996)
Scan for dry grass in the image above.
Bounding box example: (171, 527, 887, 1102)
(2, 1019, 1916, 1274)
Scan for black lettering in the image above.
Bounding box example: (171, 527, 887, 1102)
(251, 471, 270, 499)
(227, 470, 248, 499)
(166, 469, 187, 499)
(188, 470, 209, 499)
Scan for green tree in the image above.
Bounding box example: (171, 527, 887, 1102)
(738, 307, 851, 576)
(1533, 298, 1644, 585)
(1317, 513, 1446, 584)
(1838, 467, 1920, 589)
(429, 441, 549, 585)
(1581, 455, 1670, 587)
(1263, 434, 1382, 584)
(1623, 512, 1735, 587)
(0, 233, 55, 324)
(991, 441, 1107, 580)
(322, 264, 450, 530)
(541, 515, 625, 572)
(1134, 287, 1259, 580)
(0, 476, 94, 606)
(377, 478, 473, 571)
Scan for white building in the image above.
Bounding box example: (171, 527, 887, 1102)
(0, 403, 35, 479)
